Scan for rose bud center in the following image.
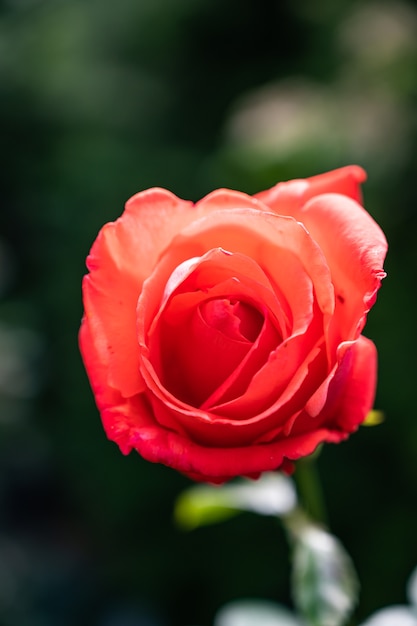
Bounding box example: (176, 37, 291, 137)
(200, 298, 263, 343)
(159, 293, 266, 408)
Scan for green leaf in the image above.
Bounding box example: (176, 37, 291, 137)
(174, 472, 297, 530)
(291, 523, 359, 626)
(214, 599, 305, 626)
(175, 487, 241, 530)
(361, 410, 385, 426)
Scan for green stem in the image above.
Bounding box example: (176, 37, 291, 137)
(294, 454, 327, 526)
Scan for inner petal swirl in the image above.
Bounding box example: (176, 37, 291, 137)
(200, 298, 264, 343)
(159, 294, 265, 407)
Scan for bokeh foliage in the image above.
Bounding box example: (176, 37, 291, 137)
(1, 0, 417, 624)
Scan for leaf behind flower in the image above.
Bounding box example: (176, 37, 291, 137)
(290, 522, 359, 626)
(361, 410, 385, 426)
(174, 472, 297, 530)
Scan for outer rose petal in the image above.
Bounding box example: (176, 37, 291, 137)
(123, 422, 342, 483)
(256, 166, 387, 342)
(331, 335, 378, 433)
(81, 189, 194, 397)
(295, 193, 387, 341)
(290, 335, 377, 438)
(302, 165, 367, 203)
(254, 165, 367, 214)
(79, 314, 147, 452)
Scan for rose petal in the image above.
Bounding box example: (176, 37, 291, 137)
(288, 335, 377, 437)
(201, 311, 281, 410)
(254, 165, 367, 215)
(142, 273, 284, 414)
(81, 274, 145, 397)
(159, 294, 256, 407)
(157, 208, 334, 320)
(142, 347, 311, 447)
(79, 316, 122, 409)
(297, 193, 387, 341)
(138, 332, 326, 449)
(255, 167, 387, 346)
(195, 188, 267, 213)
(304, 164, 367, 202)
(210, 311, 325, 419)
(79, 317, 158, 453)
(118, 407, 343, 482)
(331, 335, 378, 433)
(140, 248, 289, 380)
(81, 188, 194, 397)
(150, 248, 290, 340)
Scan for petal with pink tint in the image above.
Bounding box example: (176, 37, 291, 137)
(139, 247, 289, 375)
(331, 335, 378, 433)
(302, 165, 367, 205)
(81, 310, 189, 455)
(121, 408, 343, 482)
(153, 248, 288, 336)
(158, 208, 334, 320)
(82, 273, 146, 397)
(200, 311, 281, 411)
(288, 335, 377, 438)
(139, 334, 326, 450)
(254, 165, 367, 216)
(140, 268, 285, 414)
(297, 193, 387, 342)
(159, 295, 256, 407)
(146, 347, 324, 450)
(79, 316, 152, 454)
(81, 188, 194, 397)
(195, 188, 266, 213)
(210, 315, 325, 419)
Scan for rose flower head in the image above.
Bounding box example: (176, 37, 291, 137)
(79, 166, 387, 483)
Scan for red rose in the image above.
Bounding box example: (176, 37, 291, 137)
(79, 166, 387, 483)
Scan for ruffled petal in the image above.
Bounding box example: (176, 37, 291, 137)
(301, 165, 367, 204)
(296, 193, 387, 341)
(121, 413, 343, 482)
(254, 165, 367, 215)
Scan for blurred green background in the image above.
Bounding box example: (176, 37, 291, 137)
(1, 0, 417, 624)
